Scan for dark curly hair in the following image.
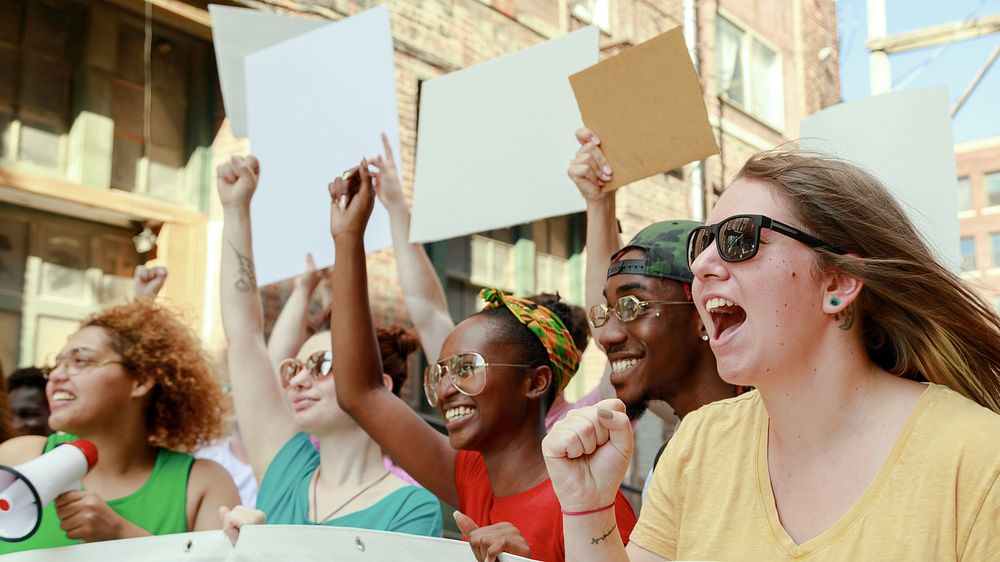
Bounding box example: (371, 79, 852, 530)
(377, 326, 420, 396)
(82, 299, 225, 452)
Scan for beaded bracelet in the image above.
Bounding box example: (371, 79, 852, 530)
(561, 502, 615, 517)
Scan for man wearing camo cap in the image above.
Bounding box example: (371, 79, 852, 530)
(568, 128, 739, 424)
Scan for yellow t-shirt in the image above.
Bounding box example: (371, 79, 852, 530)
(631, 384, 1000, 561)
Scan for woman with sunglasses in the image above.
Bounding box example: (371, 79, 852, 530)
(216, 155, 440, 537)
(327, 161, 636, 562)
(0, 298, 240, 553)
(544, 150, 1000, 561)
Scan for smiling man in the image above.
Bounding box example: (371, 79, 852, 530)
(569, 128, 739, 427)
(595, 222, 736, 421)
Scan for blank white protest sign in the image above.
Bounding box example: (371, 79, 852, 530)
(409, 27, 600, 243)
(209, 5, 329, 138)
(801, 87, 960, 271)
(243, 5, 398, 285)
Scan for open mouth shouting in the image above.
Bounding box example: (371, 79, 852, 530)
(705, 297, 747, 345)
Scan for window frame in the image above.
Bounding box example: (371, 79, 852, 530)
(715, 11, 785, 130)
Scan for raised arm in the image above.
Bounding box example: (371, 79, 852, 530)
(543, 400, 666, 562)
(217, 155, 297, 479)
(133, 265, 168, 299)
(267, 254, 323, 370)
(370, 133, 454, 362)
(328, 161, 459, 507)
(569, 128, 622, 345)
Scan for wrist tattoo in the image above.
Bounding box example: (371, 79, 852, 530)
(834, 303, 855, 331)
(591, 524, 616, 546)
(229, 242, 257, 293)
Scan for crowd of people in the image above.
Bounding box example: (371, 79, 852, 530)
(0, 126, 997, 561)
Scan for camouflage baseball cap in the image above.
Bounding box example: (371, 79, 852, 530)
(607, 220, 702, 284)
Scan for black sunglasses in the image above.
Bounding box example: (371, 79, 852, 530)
(687, 214, 844, 267)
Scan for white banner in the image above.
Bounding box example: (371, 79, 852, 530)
(800, 87, 960, 271)
(409, 27, 599, 243)
(242, 5, 398, 284)
(2, 525, 538, 561)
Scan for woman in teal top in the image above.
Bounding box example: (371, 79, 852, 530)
(0, 298, 239, 553)
(257, 433, 439, 534)
(217, 155, 441, 538)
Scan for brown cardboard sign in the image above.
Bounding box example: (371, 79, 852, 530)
(569, 27, 719, 191)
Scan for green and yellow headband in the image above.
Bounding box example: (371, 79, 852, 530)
(479, 288, 581, 395)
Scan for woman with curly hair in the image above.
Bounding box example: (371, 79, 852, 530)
(0, 298, 239, 553)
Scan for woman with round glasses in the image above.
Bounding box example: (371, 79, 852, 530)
(0, 298, 240, 553)
(216, 155, 440, 540)
(327, 162, 636, 562)
(544, 149, 1000, 561)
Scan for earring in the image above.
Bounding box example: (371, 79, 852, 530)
(700, 334, 709, 342)
(830, 296, 841, 307)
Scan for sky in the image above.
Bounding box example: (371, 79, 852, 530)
(837, 0, 1000, 143)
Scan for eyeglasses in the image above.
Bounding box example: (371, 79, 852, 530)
(42, 348, 124, 380)
(687, 214, 844, 267)
(278, 351, 333, 388)
(588, 295, 693, 328)
(423, 352, 531, 407)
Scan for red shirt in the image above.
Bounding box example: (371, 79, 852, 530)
(454, 450, 637, 562)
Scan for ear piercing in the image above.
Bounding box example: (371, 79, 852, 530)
(830, 296, 841, 307)
(700, 334, 709, 342)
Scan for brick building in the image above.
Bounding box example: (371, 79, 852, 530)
(956, 137, 1000, 309)
(0, 0, 839, 497)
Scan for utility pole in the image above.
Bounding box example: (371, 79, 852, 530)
(866, 3, 1000, 104)
(867, 0, 892, 95)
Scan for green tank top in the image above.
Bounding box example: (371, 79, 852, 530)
(0, 433, 193, 554)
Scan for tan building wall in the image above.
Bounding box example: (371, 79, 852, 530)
(957, 137, 1000, 308)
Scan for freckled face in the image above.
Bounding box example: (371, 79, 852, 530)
(690, 178, 829, 386)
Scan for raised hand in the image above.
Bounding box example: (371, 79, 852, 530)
(220, 505, 266, 546)
(329, 158, 376, 240)
(133, 265, 167, 299)
(541, 399, 632, 513)
(217, 155, 261, 209)
(567, 128, 613, 202)
(293, 253, 323, 294)
(369, 132, 406, 211)
(453, 511, 532, 562)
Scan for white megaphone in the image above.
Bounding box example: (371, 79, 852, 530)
(0, 439, 98, 542)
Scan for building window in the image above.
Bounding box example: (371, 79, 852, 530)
(0, 0, 83, 170)
(716, 14, 784, 129)
(103, 12, 210, 202)
(987, 172, 1000, 208)
(961, 236, 976, 272)
(957, 176, 972, 212)
(990, 233, 1000, 268)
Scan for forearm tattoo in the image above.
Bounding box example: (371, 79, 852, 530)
(591, 524, 617, 546)
(228, 241, 257, 293)
(834, 303, 856, 331)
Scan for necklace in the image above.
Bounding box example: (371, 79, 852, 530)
(311, 467, 392, 524)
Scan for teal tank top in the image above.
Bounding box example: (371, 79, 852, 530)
(257, 433, 442, 537)
(0, 433, 193, 553)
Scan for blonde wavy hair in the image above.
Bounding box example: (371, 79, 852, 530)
(738, 149, 1000, 414)
(82, 299, 225, 451)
